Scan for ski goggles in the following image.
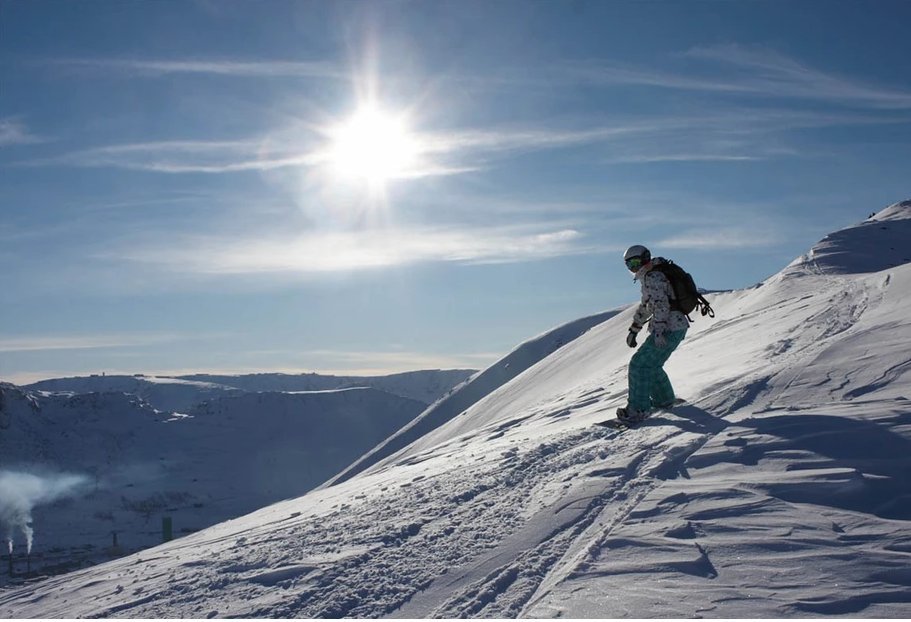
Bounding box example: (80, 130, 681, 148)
(625, 256, 645, 271)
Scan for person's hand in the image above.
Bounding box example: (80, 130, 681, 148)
(626, 331, 638, 348)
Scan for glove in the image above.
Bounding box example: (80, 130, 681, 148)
(627, 321, 643, 348)
(654, 330, 667, 348)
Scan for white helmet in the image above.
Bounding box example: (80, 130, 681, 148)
(623, 245, 651, 272)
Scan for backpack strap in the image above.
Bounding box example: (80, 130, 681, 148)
(696, 293, 715, 318)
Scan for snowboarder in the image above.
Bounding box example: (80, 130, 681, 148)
(617, 245, 689, 423)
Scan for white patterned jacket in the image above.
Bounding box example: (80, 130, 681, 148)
(630, 260, 690, 336)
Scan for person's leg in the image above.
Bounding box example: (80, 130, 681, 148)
(648, 329, 687, 408)
(650, 368, 675, 408)
(629, 330, 686, 412)
(627, 337, 661, 412)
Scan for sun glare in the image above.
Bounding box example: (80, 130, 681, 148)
(327, 104, 419, 186)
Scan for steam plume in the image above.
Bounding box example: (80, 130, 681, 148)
(0, 469, 90, 554)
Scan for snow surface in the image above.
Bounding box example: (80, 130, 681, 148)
(2, 200, 911, 618)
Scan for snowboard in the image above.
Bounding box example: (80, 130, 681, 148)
(595, 398, 687, 431)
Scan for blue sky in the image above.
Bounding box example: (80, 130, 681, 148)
(2, 0, 910, 384)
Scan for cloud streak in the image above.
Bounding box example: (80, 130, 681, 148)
(24, 102, 902, 176)
(26, 122, 658, 174)
(54, 57, 344, 80)
(18, 47, 909, 196)
(561, 44, 911, 109)
(0, 333, 188, 353)
(684, 44, 911, 109)
(56, 46, 911, 110)
(0, 118, 43, 147)
(26, 140, 324, 174)
(110, 224, 597, 276)
(657, 227, 780, 250)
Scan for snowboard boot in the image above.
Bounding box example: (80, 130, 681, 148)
(616, 406, 649, 424)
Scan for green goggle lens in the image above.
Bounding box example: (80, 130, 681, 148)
(625, 257, 643, 270)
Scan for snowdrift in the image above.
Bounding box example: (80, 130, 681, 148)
(1, 200, 910, 618)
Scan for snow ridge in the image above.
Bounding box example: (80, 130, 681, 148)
(323, 309, 620, 488)
(782, 199, 911, 276)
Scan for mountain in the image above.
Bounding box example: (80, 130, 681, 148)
(25, 369, 476, 413)
(172, 369, 476, 406)
(2, 200, 910, 617)
(25, 375, 243, 413)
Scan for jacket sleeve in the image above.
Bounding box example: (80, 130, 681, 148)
(631, 271, 673, 333)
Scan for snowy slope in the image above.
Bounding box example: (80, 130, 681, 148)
(2, 200, 910, 618)
(783, 199, 911, 276)
(325, 309, 619, 488)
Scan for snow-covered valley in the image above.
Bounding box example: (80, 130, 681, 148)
(1, 201, 910, 617)
(0, 371, 472, 585)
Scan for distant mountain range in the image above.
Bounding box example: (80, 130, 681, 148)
(25, 368, 476, 413)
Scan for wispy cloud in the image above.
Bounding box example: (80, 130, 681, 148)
(17, 116, 763, 174)
(0, 118, 43, 147)
(23, 135, 478, 177)
(560, 62, 756, 95)
(562, 45, 911, 109)
(21, 101, 902, 176)
(657, 227, 780, 250)
(27, 140, 324, 174)
(54, 57, 344, 80)
(422, 113, 795, 166)
(32, 48, 911, 179)
(421, 122, 666, 155)
(0, 333, 188, 353)
(110, 224, 598, 276)
(604, 153, 761, 164)
(25, 120, 654, 174)
(684, 44, 911, 109)
(55, 48, 911, 110)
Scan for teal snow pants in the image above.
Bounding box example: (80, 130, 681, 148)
(627, 328, 687, 412)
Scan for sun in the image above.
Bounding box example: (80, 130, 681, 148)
(326, 104, 419, 186)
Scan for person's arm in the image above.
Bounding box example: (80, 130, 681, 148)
(626, 284, 651, 347)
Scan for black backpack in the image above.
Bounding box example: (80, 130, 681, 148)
(652, 258, 715, 319)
